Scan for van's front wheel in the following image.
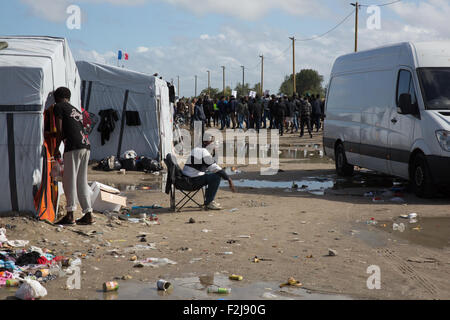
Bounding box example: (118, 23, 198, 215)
(411, 153, 435, 198)
(335, 143, 354, 177)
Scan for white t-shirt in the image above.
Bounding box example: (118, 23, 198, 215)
(182, 147, 222, 178)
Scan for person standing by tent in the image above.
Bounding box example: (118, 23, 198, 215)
(52, 87, 94, 225)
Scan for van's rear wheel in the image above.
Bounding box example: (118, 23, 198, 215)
(411, 153, 435, 198)
(335, 143, 354, 177)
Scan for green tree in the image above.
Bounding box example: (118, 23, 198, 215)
(252, 83, 262, 96)
(279, 69, 324, 97)
(234, 83, 251, 97)
(199, 87, 220, 99)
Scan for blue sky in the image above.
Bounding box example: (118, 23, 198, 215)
(2, 0, 449, 96)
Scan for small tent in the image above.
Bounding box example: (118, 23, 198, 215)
(76, 61, 173, 162)
(0, 36, 81, 217)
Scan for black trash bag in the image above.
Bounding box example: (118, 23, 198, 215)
(136, 157, 162, 172)
(94, 156, 122, 171)
(120, 158, 137, 171)
(15, 251, 41, 266)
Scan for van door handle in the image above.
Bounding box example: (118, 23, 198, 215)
(391, 118, 398, 124)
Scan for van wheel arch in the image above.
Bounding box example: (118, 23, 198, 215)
(334, 141, 354, 177)
(409, 150, 435, 198)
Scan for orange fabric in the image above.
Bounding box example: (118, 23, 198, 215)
(34, 142, 56, 222)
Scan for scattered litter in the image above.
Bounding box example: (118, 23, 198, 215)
(226, 240, 238, 244)
(393, 223, 406, 232)
(229, 274, 243, 281)
(207, 286, 231, 294)
(121, 275, 133, 280)
(372, 197, 384, 203)
(15, 279, 47, 300)
(157, 279, 172, 291)
(306, 255, 313, 259)
(252, 256, 273, 263)
(134, 257, 177, 268)
(216, 252, 233, 255)
(124, 243, 157, 251)
(188, 218, 196, 224)
(262, 292, 278, 299)
(328, 249, 338, 256)
(280, 277, 302, 288)
(189, 258, 203, 264)
(202, 229, 211, 233)
(366, 218, 378, 225)
(412, 226, 422, 231)
(238, 235, 251, 238)
(229, 208, 239, 213)
(103, 281, 119, 292)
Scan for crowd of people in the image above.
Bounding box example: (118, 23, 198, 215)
(175, 93, 325, 137)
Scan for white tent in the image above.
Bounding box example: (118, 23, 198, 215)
(0, 36, 80, 215)
(76, 61, 173, 161)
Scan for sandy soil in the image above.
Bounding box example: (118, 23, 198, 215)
(1, 132, 449, 300)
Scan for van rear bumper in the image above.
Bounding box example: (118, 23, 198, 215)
(426, 155, 450, 185)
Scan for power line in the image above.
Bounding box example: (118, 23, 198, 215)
(359, 0, 402, 7)
(295, 9, 355, 42)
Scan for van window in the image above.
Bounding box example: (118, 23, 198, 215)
(396, 69, 418, 112)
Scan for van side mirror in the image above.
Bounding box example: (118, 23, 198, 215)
(398, 93, 413, 114)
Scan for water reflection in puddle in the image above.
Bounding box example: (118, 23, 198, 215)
(100, 274, 352, 300)
(375, 217, 450, 249)
(221, 179, 334, 196)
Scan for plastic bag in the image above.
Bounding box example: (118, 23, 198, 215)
(15, 279, 47, 300)
(50, 159, 64, 178)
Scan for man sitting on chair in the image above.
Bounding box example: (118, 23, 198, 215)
(182, 133, 236, 210)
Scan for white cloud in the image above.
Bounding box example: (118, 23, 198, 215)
(20, 0, 327, 23)
(136, 46, 150, 53)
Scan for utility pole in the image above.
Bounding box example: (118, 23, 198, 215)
(289, 36, 296, 94)
(194, 75, 197, 97)
(221, 66, 225, 95)
(241, 65, 245, 96)
(177, 75, 180, 97)
(207, 70, 210, 97)
(259, 55, 264, 96)
(351, 2, 359, 52)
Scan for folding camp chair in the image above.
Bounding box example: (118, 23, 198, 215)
(164, 153, 206, 212)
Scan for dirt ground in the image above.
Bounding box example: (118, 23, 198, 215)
(1, 131, 449, 300)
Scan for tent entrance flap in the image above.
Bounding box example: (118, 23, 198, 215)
(117, 89, 129, 158)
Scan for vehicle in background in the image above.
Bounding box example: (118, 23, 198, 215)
(324, 41, 450, 197)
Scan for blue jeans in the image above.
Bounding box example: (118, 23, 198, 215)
(238, 114, 245, 129)
(293, 112, 299, 131)
(190, 173, 221, 205)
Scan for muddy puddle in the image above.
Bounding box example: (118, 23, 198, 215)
(221, 179, 334, 196)
(99, 274, 352, 300)
(220, 171, 409, 197)
(374, 217, 450, 249)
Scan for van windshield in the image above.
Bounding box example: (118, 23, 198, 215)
(417, 68, 450, 110)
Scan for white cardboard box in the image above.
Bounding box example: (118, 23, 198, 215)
(90, 182, 126, 213)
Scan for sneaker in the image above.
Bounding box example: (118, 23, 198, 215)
(205, 201, 222, 210)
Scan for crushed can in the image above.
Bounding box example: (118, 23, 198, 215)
(103, 281, 119, 292)
(229, 274, 243, 281)
(207, 286, 231, 294)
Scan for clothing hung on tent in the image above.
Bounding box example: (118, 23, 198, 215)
(97, 109, 119, 145)
(125, 110, 141, 126)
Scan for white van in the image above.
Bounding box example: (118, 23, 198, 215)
(324, 42, 450, 197)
